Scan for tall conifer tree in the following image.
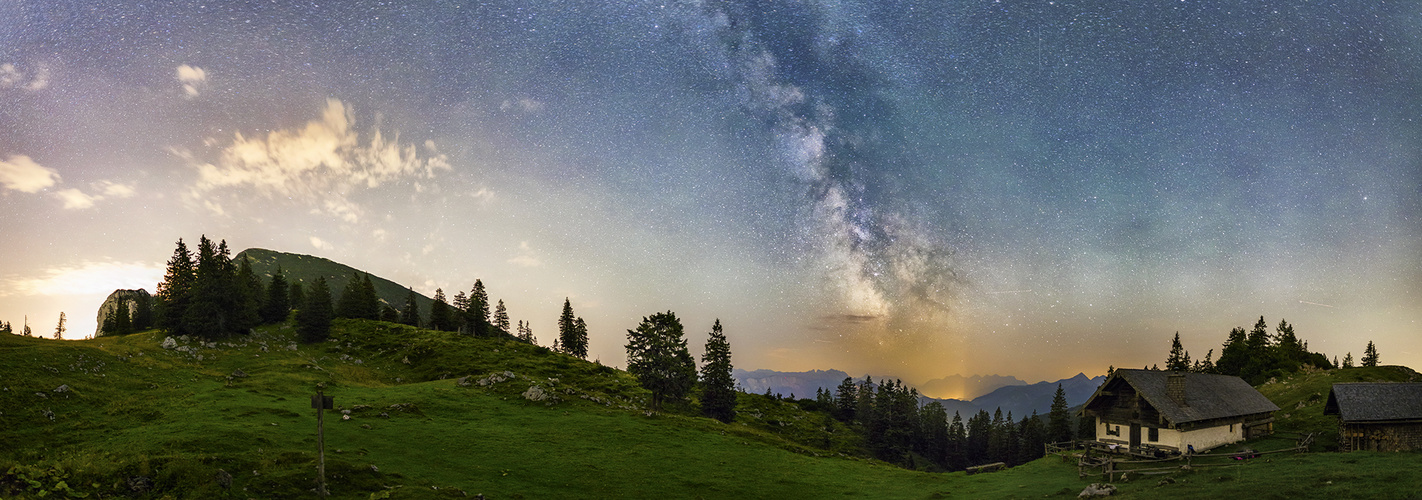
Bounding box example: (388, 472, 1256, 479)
(156, 238, 196, 335)
(494, 300, 510, 335)
(700, 319, 736, 423)
(399, 287, 421, 327)
(1047, 383, 1073, 443)
(1362, 341, 1380, 367)
(625, 311, 696, 410)
(297, 276, 333, 342)
(261, 266, 290, 324)
(428, 288, 454, 331)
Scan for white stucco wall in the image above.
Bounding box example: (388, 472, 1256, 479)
(1178, 422, 1245, 451)
(1095, 418, 1245, 452)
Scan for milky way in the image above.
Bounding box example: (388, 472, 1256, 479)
(1, 1, 1419, 381)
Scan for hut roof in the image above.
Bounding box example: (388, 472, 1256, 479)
(1324, 383, 1422, 423)
(1088, 369, 1279, 425)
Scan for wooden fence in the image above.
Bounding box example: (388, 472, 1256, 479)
(1064, 432, 1315, 482)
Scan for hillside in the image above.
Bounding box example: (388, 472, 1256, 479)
(236, 248, 434, 313)
(3, 326, 1420, 499)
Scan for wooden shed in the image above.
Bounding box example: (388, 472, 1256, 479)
(1080, 369, 1278, 453)
(1323, 383, 1422, 452)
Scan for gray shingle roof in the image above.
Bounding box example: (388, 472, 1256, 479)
(1324, 383, 1422, 422)
(1108, 369, 1279, 424)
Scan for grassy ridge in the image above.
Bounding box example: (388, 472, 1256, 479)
(3, 324, 1420, 499)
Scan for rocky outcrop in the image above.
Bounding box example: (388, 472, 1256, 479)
(95, 289, 150, 336)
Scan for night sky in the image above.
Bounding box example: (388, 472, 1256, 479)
(2, 1, 1418, 389)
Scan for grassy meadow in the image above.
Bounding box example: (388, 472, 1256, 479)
(2, 321, 1420, 499)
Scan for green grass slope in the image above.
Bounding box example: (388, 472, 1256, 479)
(3, 325, 1420, 499)
(236, 248, 434, 312)
(0, 322, 925, 499)
(1254, 365, 1422, 451)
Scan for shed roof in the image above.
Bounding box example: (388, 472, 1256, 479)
(1087, 369, 1279, 425)
(1323, 383, 1422, 423)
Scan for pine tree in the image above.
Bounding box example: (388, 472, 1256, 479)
(53, 312, 66, 339)
(335, 272, 365, 319)
(1215, 326, 1249, 376)
(113, 301, 131, 335)
(132, 292, 154, 331)
(1018, 411, 1046, 463)
(834, 377, 858, 422)
(571, 317, 589, 359)
(296, 276, 333, 343)
(1362, 341, 1379, 367)
(155, 238, 196, 335)
(184, 236, 236, 339)
(1166, 332, 1190, 371)
(700, 319, 736, 423)
(1343, 352, 1355, 368)
(452, 291, 468, 320)
(288, 281, 305, 313)
(947, 411, 968, 470)
(358, 273, 379, 320)
(557, 298, 575, 352)
(234, 256, 262, 332)
(625, 311, 696, 411)
(102, 310, 117, 336)
(399, 287, 421, 327)
(494, 300, 510, 336)
(1047, 383, 1072, 443)
(467, 280, 489, 336)
(260, 266, 290, 324)
(23, 316, 32, 337)
(428, 288, 453, 331)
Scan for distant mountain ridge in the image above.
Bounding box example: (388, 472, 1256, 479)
(734, 368, 1105, 419)
(235, 248, 434, 313)
(919, 373, 1029, 400)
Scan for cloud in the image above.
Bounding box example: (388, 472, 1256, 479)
(508, 241, 541, 267)
(176, 64, 206, 97)
(0, 63, 47, 91)
(310, 236, 333, 251)
(0, 261, 165, 297)
(96, 181, 136, 198)
(183, 98, 452, 222)
(53, 188, 97, 209)
(0, 154, 61, 192)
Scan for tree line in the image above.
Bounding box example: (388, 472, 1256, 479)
(790, 377, 1084, 471)
(1161, 316, 1382, 384)
(123, 236, 599, 354)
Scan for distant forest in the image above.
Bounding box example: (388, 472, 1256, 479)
(1155, 317, 1382, 385)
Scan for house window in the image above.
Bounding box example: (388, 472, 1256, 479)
(1148, 427, 1159, 442)
(1106, 425, 1120, 437)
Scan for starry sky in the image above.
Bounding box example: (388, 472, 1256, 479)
(2, 1, 1419, 389)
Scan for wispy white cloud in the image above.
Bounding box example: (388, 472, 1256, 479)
(0, 63, 47, 91)
(182, 98, 452, 222)
(176, 64, 206, 98)
(0, 261, 164, 297)
(0, 154, 61, 193)
(96, 181, 136, 198)
(310, 236, 333, 251)
(53, 188, 96, 209)
(508, 241, 542, 267)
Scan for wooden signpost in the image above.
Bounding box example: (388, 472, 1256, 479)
(312, 391, 334, 497)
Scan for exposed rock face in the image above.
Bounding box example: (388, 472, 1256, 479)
(95, 289, 150, 337)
